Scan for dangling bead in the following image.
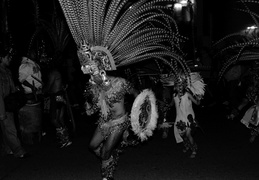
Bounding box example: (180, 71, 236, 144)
(100, 70, 110, 86)
(103, 79, 110, 86)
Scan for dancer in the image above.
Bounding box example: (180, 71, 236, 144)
(42, 65, 72, 148)
(18, 50, 42, 103)
(162, 72, 205, 158)
(86, 70, 139, 179)
(18, 50, 43, 144)
(241, 99, 259, 143)
(239, 75, 259, 143)
(226, 70, 259, 143)
(57, 0, 191, 179)
(0, 48, 28, 158)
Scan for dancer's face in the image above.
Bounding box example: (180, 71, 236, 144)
(176, 84, 185, 96)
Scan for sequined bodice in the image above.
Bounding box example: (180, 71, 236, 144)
(91, 78, 130, 105)
(88, 77, 132, 121)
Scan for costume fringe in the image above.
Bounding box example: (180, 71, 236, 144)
(188, 72, 206, 97)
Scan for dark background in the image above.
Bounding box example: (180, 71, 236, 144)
(6, 0, 259, 52)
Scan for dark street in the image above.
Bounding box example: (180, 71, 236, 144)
(1, 104, 259, 180)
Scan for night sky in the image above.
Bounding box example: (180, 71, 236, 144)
(211, 0, 258, 39)
(8, 0, 60, 55)
(5, 0, 259, 53)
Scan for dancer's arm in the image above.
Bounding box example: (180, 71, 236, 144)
(188, 92, 200, 105)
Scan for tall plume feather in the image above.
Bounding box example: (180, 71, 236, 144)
(58, 0, 191, 76)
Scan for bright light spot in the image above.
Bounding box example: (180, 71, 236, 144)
(247, 25, 257, 30)
(179, 0, 188, 6)
(166, 4, 173, 8)
(174, 3, 182, 11)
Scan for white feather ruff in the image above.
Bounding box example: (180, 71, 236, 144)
(188, 72, 205, 97)
(131, 89, 158, 141)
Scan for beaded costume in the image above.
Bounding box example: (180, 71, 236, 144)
(86, 77, 132, 139)
(240, 75, 259, 142)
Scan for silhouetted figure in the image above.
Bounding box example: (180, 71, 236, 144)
(0, 48, 28, 158)
(18, 50, 43, 145)
(43, 66, 72, 148)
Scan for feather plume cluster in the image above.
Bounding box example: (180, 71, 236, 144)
(188, 72, 205, 97)
(160, 72, 206, 98)
(58, 0, 190, 74)
(212, 0, 259, 82)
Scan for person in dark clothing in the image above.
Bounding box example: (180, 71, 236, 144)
(0, 48, 28, 158)
(43, 66, 72, 148)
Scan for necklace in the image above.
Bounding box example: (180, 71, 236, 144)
(99, 78, 111, 92)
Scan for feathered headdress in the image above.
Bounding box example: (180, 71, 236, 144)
(160, 71, 206, 98)
(57, 0, 190, 75)
(211, 1, 259, 82)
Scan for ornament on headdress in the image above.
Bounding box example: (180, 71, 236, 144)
(78, 41, 116, 75)
(100, 70, 110, 86)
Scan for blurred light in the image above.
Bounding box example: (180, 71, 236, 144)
(166, 4, 173, 8)
(174, 3, 182, 12)
(189, 0, 195, 4)
(179, 0, 188, 6)
(247, 25, 257, 30)
(242, 25, 258, 34)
